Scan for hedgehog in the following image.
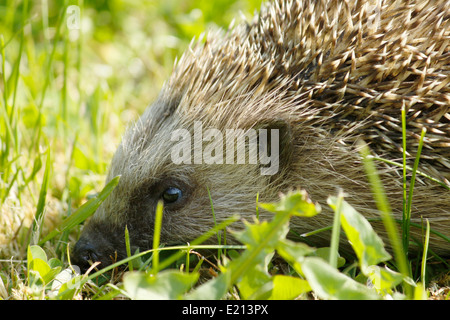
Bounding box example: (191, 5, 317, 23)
(71, 0, 450, 272)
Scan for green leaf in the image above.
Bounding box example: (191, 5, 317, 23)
(259, 190, 321, 217)
(27, 246, 62, 286)
(268, 275, 311, 300)
(227, 214, 290, 288)
(55, 277, 82, 300)
(28, 245, 48, 263)
(233, 220, 288, 250)
(52, 268, 82, 300)
(328, 196, 391, 272)
(185, 272, 231, 300)
(48, 258, 63, 269)
(42, 266, 62, 285)
(365, 265, 404, 294)
(276, 238, 314, 276)
(28, 270, 45, 288)
(301, 257, 380, 300)
(29, 258, 51, 282)
(237, 252, 274, 300)
(311, 247, 346, 268)
(27, 245, 47, 279)
(123, 270, 199, 300)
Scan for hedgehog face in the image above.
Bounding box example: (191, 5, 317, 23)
(71, 97, 290, 272)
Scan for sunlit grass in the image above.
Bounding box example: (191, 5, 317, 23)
(0, 0, 263, 299)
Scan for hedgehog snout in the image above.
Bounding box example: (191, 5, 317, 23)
(71, 230, 120, 274)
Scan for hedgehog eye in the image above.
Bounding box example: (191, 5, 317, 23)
(162, 187, 183, 204)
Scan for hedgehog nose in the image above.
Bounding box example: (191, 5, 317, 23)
(71, 238, 101, 273)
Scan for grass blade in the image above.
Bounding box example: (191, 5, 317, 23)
(155, 214, 240, 273)
(0, 35, 16, 175)
(370, 156, 450, 191)
(31, 147, 51, 245)
(401, 106, 408, 250)
(151, 200, 164, 274)
(404, 127, 426, 255)
(38, 175, 121, 245)
(328, 190, 343, 268)
(207, 187, 223, 259)
(358, 140, 412, 298)
(125, 225, 133, 272)
(421, 219, 430, 285)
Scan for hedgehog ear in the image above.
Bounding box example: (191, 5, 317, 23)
(254, 118, 292, 177)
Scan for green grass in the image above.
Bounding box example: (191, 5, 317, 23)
(0, 0, 449, 300)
